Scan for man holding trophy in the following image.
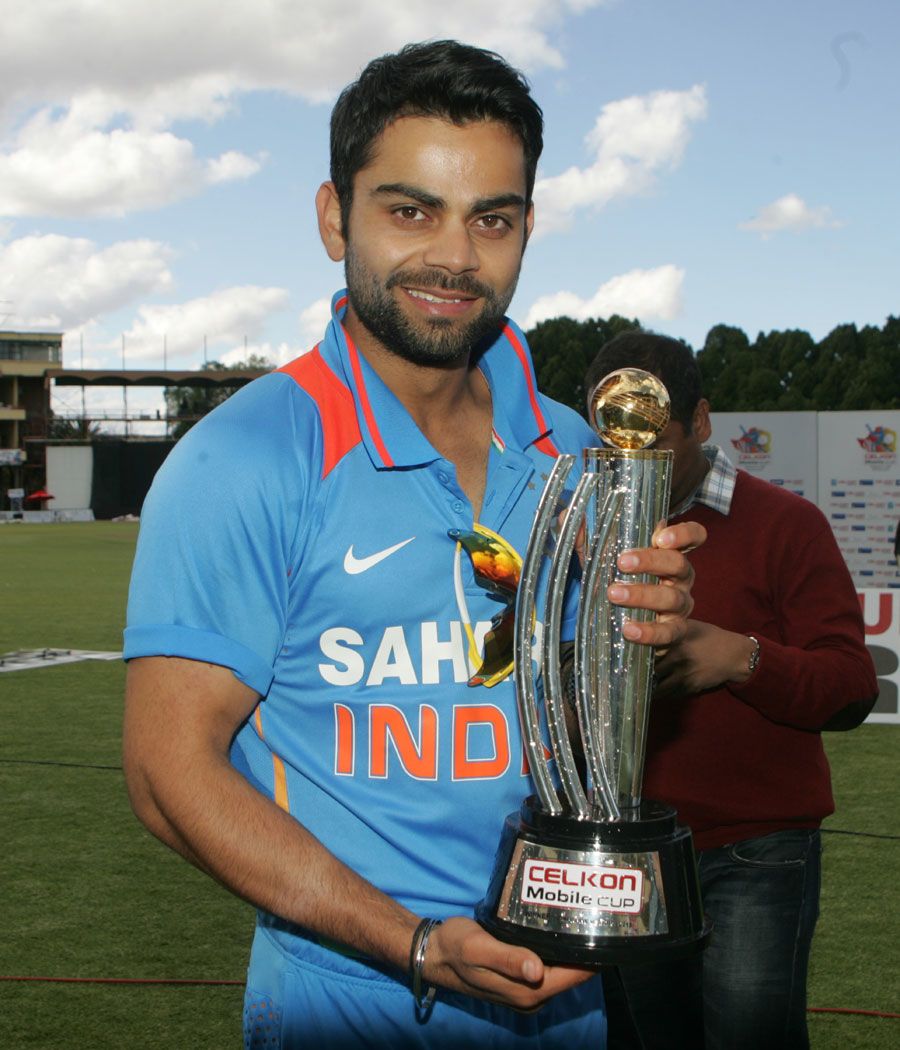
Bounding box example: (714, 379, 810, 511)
(123, 41, 704, 1048)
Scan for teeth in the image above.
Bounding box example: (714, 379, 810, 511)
(408, 289, 464, 303)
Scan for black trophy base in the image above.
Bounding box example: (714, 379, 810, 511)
(476, 797, 710, 966)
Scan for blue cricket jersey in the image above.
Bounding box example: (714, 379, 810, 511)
(125, 290, 596, 926)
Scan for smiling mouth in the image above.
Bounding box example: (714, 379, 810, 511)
(405, 288, 477, 304)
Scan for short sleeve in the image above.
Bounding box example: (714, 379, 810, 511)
(124, 373, 320, 697)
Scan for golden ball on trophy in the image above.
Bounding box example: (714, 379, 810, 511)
(588, 368, 671, 450)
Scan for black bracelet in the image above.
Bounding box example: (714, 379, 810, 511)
(408, 917, 442, 1018)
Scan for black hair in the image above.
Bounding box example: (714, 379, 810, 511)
(585, 331, 703, 432)
(329, 40, 544, 231)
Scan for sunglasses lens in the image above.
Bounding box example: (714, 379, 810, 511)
(449, 525, 523, 688)
(455, 532, 520, 595)
(467, 606, 515, 687)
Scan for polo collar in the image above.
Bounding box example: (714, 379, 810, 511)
(318, 289, 558, 469)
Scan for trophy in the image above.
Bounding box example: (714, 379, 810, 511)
(476, 368, 709, 964)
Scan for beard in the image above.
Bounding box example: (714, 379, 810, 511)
(344, 246, 519, 367)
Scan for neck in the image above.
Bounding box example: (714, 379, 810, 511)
(343, 309, 494, 517)
(672, 447, 712, 510)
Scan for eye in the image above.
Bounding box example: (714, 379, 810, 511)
(393, 205, 427, 222)
(474, 214, 512, 236)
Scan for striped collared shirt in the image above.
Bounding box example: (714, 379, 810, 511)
(671, 445, 736, 518)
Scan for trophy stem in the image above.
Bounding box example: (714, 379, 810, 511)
(541, 470, 602, 820)
(514, 454, 575, 817)
(575, 486, 624, 821)
(585, 448, 672, 811)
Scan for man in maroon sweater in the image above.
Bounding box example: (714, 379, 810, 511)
(586, 333, 878, 1050)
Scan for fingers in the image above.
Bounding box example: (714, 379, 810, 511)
(609, 576, 693, 616)
(461, 922, 545, 984)
(609, 522, 703, 646)
(620, 613, 691, 647)
(608, 569, 695, 646)
(651, 520, 707, 554)
(616, 546, 694, 583)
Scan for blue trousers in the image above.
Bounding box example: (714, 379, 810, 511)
(605, 828, 822, 1050)
(244, 918, 607, 1049)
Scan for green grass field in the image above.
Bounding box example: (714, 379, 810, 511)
(1, 522, 897, 1048)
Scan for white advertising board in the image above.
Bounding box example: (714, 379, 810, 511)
(709, 412, 818, 500)
(46, 445, 93, 510)
(817, 412, 900, 590)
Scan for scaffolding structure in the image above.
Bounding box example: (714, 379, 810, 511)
(1, 331, 269, 508)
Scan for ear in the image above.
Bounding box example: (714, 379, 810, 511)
(316, 181, 346, 262)
(693, 398, 712, 443)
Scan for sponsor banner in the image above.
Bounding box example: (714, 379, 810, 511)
(820, 412, 900, 590)
(521, 859, 643, 914)
(709, 412, 818, 499)
(861, 589, 900, 725)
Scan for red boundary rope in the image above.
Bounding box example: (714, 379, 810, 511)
(0, 976, 242, 986)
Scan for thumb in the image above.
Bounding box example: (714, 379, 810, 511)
(487, 940, 545, 984)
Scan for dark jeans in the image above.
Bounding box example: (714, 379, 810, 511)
(604, 828, 822, 1050)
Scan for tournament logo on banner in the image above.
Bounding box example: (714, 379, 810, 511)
(730, 425, 771, 472)
(857, 425, 897, 471)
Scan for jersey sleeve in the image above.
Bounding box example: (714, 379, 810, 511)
(124, 373, 321, 696)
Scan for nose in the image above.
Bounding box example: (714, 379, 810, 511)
(422, 220, 479, 275)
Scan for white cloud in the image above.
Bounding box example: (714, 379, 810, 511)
(0, 101, 262, 218)
(0, 234, 173, 329)
(739, 193, 841, 237)
(0, 1, 608, 122)
(120, 286, 291, 365)
(0, 1, 608, 218)
(524, 265, 685, 327)
(533, 85, 708, 235)
(299, 297, 334, 350)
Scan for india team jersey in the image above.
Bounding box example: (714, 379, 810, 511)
(125, 290, 596, 927)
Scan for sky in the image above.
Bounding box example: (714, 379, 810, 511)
(1, 0, 897, 431)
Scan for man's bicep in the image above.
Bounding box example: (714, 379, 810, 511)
(124, 656, 260, 792)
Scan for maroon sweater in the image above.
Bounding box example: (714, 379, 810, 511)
(643, 470, 877, 851)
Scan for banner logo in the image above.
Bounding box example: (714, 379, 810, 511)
(857, 425, 897, 471)
(731, 426, 771, 471)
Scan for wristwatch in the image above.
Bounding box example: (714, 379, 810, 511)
(746, 635, 761, 675)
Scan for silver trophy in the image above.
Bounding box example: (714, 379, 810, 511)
(477, 368, 709, 964)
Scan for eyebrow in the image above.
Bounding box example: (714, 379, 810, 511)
(372, 183, 526, 216)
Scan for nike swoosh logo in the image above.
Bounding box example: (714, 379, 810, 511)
(343, 537, 415, 575)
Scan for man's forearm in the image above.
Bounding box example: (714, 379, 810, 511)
(127, 746, 420, 971)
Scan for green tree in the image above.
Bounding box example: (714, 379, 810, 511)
(835, 320, 900, 410)
(46, 416, 104, 439)
(526, 312, 898, 416)
(528, 314, 641, 415)
(165, 355, 272, 438)
(696, 325, 751, 410)
(812, 324, 862, 410)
